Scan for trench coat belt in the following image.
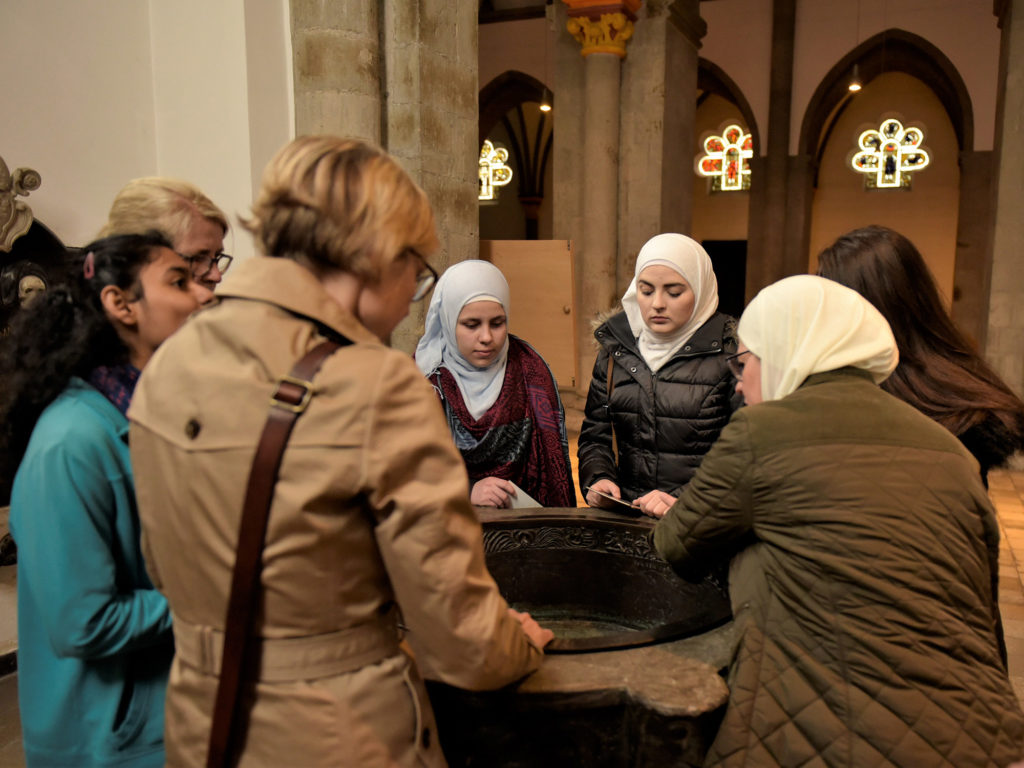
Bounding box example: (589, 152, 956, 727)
(172, 609, 402, 683)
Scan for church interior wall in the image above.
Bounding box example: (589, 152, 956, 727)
(699, 0, 772, 157)
(1, 1, 158, 248)
(791, 0, 999, 154)
(807, 71, 960, 302)
(149, 0, 292, 265)
(4, 0, 1013, 378)
(1, 0, 293, 263)
(479, 17, 553, 92)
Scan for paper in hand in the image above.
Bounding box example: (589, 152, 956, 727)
(508, 482, 542, 509)
(585, 486, 640, 512)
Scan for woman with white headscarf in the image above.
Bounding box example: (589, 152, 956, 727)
(654, 275, 1024, 768)
(416, 260, 575, 508)
(578, 233, 740, 518)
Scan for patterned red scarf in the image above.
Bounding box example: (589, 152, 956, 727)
(432, 336, 575, 508)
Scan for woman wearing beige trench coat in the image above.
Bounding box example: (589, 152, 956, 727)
(128, 137, 551, 767)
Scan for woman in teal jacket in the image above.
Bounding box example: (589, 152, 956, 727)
(0, 233, 204, 767)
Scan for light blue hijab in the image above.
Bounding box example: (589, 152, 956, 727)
(415, 260, 511, 420)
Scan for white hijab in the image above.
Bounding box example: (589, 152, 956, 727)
(415, 260, 511, 420)
(621, 233, 720, 372)
(738, 274, 899, 402)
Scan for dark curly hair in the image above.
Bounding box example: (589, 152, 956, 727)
(0, 232, 171, 486)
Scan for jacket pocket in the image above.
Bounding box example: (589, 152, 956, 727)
(109, 662, 154, 751)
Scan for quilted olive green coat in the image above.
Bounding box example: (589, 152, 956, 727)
(655, 368, 1024, 768)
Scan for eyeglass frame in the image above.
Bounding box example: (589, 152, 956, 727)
(726, 349, 752, 381)
(409, 249, 438, 302)
(183, 251, 233, 280)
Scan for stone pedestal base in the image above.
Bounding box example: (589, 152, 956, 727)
(427, 625, 733, 767)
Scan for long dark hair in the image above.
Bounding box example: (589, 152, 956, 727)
(0, 232, 171, 483)
(817, 225, 1024, 456)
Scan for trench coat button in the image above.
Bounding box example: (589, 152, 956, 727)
(185, 419, 201, 439)
(421, 728, 431, 749)
(614, 350, 622, 357)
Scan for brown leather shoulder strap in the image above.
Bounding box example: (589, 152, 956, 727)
(206, 337, 345, 768)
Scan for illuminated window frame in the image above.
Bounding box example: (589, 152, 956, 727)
(694, 124, 753, 192)
(479, 140, 513, 201)
(850, 118, 930, 189)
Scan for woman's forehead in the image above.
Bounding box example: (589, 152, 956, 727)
(458, 299, 505, 320)
(638, 264, 689, 286)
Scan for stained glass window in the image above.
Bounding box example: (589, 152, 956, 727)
(479, 140, 513, 201)
(695, 125, 753, 192)
(850, 119, 930, 189)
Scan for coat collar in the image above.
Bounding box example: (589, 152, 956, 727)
(798, 367, 877, 389)
(596, 311, 730, 359)
(216, 256, 381, 345)
(66, 377, 131, 439)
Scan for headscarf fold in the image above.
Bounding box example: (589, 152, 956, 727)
(415, 260, 511, 420)
(621, 233, 719, 372)
(738, 274, 899, 402)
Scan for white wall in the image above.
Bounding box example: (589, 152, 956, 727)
(0, 1, 157, 246)
(0, 0, 293, 259)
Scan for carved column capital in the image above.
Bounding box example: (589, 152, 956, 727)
(563, 1, 641, 59)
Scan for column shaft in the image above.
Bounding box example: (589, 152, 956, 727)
(578, 52, 623, 387)
(988, 0, 1024, 393)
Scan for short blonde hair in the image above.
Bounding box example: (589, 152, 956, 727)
(99, 177, 228, 247)
(242, 136, 439, 280)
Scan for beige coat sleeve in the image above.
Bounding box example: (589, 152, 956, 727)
(362, 352, 543, 690)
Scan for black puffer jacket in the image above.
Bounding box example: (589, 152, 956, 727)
(578, 311, 739, 501)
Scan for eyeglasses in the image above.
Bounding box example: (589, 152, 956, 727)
(726, 349, 752, 380)
(410, 250, 438, 302)
(184, 252, 233, 279)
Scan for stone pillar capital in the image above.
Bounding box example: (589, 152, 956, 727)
(563, 1, 641, 58)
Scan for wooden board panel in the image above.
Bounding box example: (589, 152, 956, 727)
(480, 240, 578, 390)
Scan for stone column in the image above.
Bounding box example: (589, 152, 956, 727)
(952, 150, 995, 349)
(784, 154, 815, 277)
(564, 0, 640, 394)
(745, 0, 796, 299)
(618, 0, 705, 297)
(289, 0, 478, 354)
(988, 0, 1024, 394)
